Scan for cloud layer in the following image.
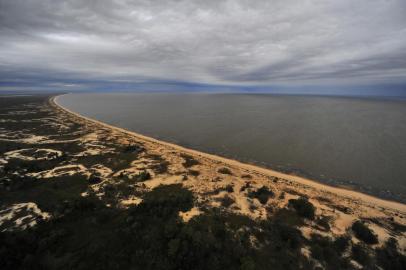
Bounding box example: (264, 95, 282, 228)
(1, 0, 406, 91)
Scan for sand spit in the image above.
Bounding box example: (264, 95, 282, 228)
(51, 95, 406, 252)
(53, 95, 406, 213)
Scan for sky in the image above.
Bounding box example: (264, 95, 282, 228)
(0, 0, 406, 95)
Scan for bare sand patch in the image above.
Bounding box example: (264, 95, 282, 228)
(179, 207, 202, 222)
(0, 202, 50, 232)
(89, 164, 113, 178)
(31, 164, 89, 179)
(0, 130, 80, 144)
(4, 148, 62, 161)
(113, 167, 154, 180)
(142, 175, 184, 189)
(120, 196, 143, 207)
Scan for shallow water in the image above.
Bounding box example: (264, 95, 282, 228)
(58, 93, 406, 202)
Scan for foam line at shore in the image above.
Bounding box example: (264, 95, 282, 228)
(52, 94, 406, 213)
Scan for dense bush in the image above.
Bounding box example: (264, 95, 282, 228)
(333, 235, 350, 254)
(217, 167, 232, 175)
(0, 183, 315, 270)
(188, 170, 200, 176)
(316, 216, 331, 231)
(288, 197, 315, 220)
(123, 144, 143, 153)
(151, 161, 169, 174)
(225, 184, 234, 193)
(240, 182, 251, 192)
(375, 238, 406, 270)
(219, 195, 235, 208)
(248, 186, 274, 204)
(134, 170, 151, 181)
(351, 221, 378, 245)
(180, 154, 199, 168)
(351, 243, 372, 266)
(88, 175, 102, 184)
(309, 234, 350, 270)
(273, 208, 304, 227)
(137, 184, 194, 216)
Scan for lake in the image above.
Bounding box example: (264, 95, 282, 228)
(57, 93, 406, 203)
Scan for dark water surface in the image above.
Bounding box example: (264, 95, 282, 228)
(58, 93, 406, 202)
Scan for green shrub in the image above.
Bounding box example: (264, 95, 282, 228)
(225, 184, 233, 193)
(151, 161, 169, 174)
(220, 195, 234, 208)
(352, 243, 372, 266)
(180, 154, 199, 168)
(316, 216, 331, 231)
(134, 170, 151, 182)
(248, 186, 274, 204)
(310, 234, 350, 269)
(217, 167, 233, 175)
(351, 221, 378, 245)
(123, 144, 143, 153)
(333, 235, 350, 254)
(138, 184, 194, 216)
(288, 197, 315, 220)
(273, 208, 304, 227)
(376, 238, 406, 270)
(240, 182, 251, 192)
(188, 170, 200, 176)
(88, 175, 101, 184)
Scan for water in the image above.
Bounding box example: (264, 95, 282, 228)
(58, 93, 406, 203)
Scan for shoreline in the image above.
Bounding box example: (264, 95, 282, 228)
(51, 94, 406, 213)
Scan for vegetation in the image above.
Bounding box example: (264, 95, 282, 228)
(351, 221, 378, 245)
(240, 182, 251, 192)
(217, 167, 233, 175)
(180, 154, 199, 168)
(288, 197, 315, 220)
(351, 243, 372, 266)
(134, 170, 151, 181)
(333, 235, 350, 254)
(219, 195, 235, 208)
(376, 238, 406, 270)
(88, 175, 102, 184)
(309, 234, 351, 269)
(188, 169, 200, 176)
(123, 144, 143, 153)
(0, 184, 311, 270)
(248, 186, 274, 204)
(225, 184, 234, 193)
(151, 160, 170, 174)
(316, 216, 331, 231)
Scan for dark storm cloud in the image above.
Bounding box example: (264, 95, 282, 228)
(0, 0, 406, 91)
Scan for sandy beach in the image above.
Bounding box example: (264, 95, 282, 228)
(50, 94, 406, 253)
